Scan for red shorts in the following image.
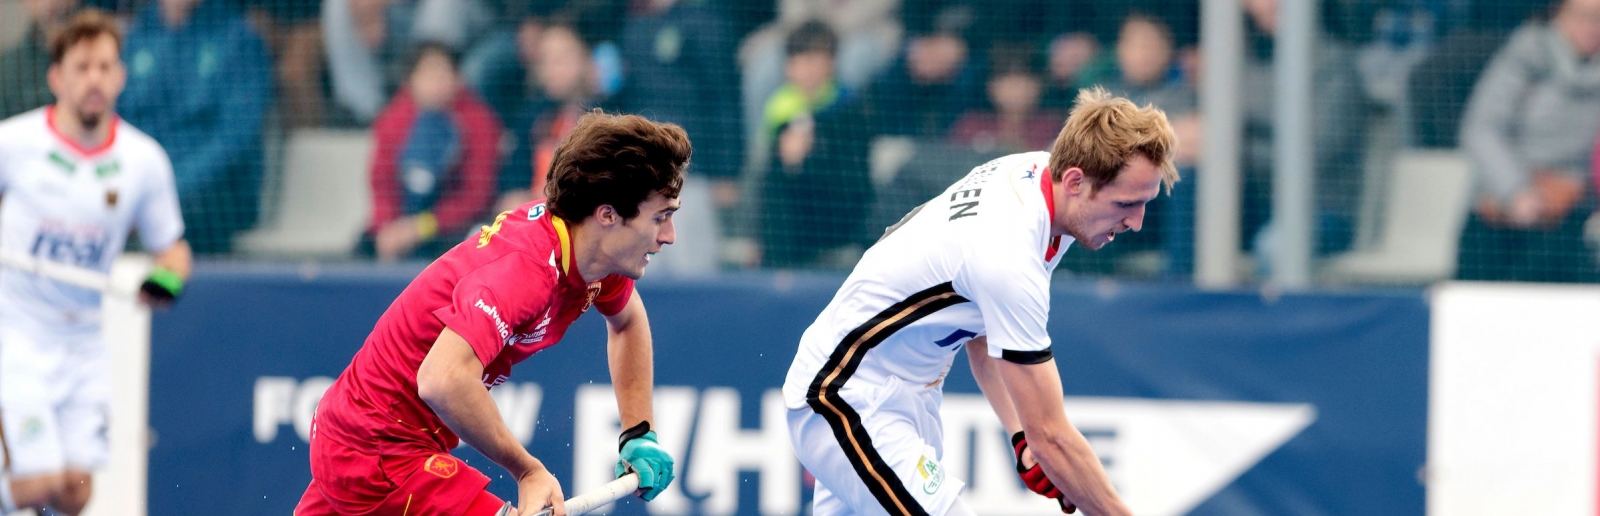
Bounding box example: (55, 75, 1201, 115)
(295, 428, 504, 516)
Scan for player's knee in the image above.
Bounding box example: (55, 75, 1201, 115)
(52, 471, 93, 516)
(8, 472, 65, 509)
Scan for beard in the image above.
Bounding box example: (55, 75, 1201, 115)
(78, 110, 104, 131)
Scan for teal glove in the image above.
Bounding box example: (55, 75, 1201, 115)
(615, 422, 675, 501)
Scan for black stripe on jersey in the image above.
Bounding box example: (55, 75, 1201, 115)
(805, 282, 970, 516)
(1000, 348, 1054, 364)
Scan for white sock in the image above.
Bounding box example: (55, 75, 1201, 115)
(0, 471, 17, 513)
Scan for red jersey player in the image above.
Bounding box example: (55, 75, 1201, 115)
(295, 112, 690, 516)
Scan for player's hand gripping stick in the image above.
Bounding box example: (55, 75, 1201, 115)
(1013, 431, 1078, 514)
(519, 473, 641, 516)
(614, 421, 676, 501)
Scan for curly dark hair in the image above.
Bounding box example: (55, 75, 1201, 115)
(545, 110, 691, 221)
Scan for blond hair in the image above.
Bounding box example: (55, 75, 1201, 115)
(1049, 87, 1179, 193)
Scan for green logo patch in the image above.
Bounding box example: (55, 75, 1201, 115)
(48, 151, 76, 174)
(95, 160, 120, 179)
(916, 455, 945, 495)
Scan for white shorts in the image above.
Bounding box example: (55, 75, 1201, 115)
(0, 320, 109, 477)
(789, 376, 965, 516)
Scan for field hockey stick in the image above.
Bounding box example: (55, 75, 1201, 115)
(0, 251, 135, 296)
(497, 472, 641, 516)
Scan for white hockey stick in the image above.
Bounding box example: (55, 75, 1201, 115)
(0, 251, 124, 294)
(500, 473, 640, 516)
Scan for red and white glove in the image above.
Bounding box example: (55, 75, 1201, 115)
(1012, 431, 1077, 514)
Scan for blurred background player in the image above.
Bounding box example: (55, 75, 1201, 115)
(782, 88, 1176, 516)
(0, 9, 193, 516)
(295, 112, 686, 516)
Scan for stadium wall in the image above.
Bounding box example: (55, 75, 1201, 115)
(126, 264, 1431, 515)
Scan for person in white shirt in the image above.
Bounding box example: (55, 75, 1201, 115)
(0, 10, 193, 516)
(782, 87, 1177, 516)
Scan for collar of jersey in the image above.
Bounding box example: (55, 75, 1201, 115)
(45, 105, 119, 157)
(1040, 166, 1063, 262)
(551, 215, 586, 282)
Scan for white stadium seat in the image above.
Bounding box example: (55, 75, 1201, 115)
(235, 129, 373, 258)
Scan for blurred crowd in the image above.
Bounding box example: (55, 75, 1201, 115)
(3, 0, 1599, 283)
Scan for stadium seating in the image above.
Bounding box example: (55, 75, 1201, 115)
(1320, 150, 1472, 284)
(235, 129, 373, 258)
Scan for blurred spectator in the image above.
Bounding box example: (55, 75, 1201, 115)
(0, 0, 79, 119)
(615, 0, 742, 209)
(119, 0, 272, 254)
(1040, 31, 1105, 111)
(1457, 0, 1600, 283)
(365, 42, 501, 261)
(239, 0, 326, 127)
(322, 0, 495, 124)
(760, 21, 872, 268)
(1099, 12, 1203, 276)
(493, 22, 607, 215)
(865, 17, 983, 139)
(946, 46, 1061, 154)
(461, 0, 628, 121)
(739, 0, 900, 172)
(1410, 1, 1554, 147)
(1238, 0, 1365, 261)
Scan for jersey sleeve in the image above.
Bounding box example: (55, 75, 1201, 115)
(953, 222, 1055, 364)
(434, 252, 557, 367)
(594, 275, 635, 316)
(135, 145, 186, 252)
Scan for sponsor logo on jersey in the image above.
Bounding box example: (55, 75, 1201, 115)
(94, 160, 120, 179)
(423, 454, 460, 478)
(105, 189, 118, 208)
(916, 455, 945, 495)
(32, 223, 109, 268)
(478, 210, 511, 248)
(481, 373, 510, 388)
(528, 204, 546, 220)
(475, 298, 511, 342)
(508, 311, 553, 346)
(47, 151, 75, 174)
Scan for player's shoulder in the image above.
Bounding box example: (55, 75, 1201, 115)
(0, 108, 47, 141)
(474, 202, 561, 256)
(111, 119, 169, 159)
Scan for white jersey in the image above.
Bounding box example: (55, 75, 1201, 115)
(0, 107, 184, 327)
(782, 151, 1070, 410)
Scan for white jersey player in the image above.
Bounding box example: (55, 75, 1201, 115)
(0, 11, 193, 516)
(782, 88, 1178, 516)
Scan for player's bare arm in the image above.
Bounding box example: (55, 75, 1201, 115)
(997, 358, 1131, 516)
(966, 337, 1023, 434)
(153, 239, 192, 279)
(417, 327, 567, 516)
(605, 291, 654, 428)
(603, 290, 676, 500)
(140, 239, 192, 307)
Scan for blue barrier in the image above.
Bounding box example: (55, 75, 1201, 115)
(149, 264, 1427, 515)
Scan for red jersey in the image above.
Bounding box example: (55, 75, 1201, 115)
(314, 202, 633, 455)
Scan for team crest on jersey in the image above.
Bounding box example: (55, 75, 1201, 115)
(423, 454, 459, 478)
(528, 204, 546, 220)
(916, 455, 945, 495)
(582, 281, 602, 313)
(105, 189, 118, 208)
